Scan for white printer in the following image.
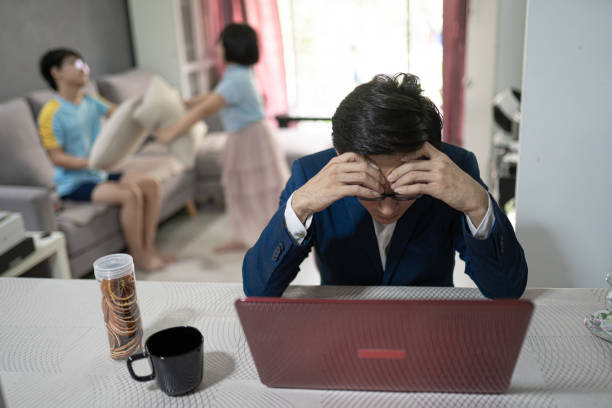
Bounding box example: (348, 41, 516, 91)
(0, 211, 27, 255)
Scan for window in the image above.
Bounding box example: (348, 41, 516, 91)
(278, 0, 442, 117)
(176, 0, 211, 97)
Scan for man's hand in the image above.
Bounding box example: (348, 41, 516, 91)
(291, 152, 385, 224)
(387, 142, 489, 226)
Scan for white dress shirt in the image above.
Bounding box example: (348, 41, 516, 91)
(284, 193, 495, 269)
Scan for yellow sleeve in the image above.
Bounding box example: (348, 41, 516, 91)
(38, 100, 61, 150)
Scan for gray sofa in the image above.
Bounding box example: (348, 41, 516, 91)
(0, 69, 332, 278)
(0, 70, 197, 277)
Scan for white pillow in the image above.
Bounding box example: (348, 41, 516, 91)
(89, 97, 148, 170)
(169, 120, 205, 167)
(133, 75, 205, 167)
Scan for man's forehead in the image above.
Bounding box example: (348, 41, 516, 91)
(367, 151, 421, 169)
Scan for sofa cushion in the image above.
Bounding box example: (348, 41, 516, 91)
(59, 202, 109, 226)
(97, 69, 153, 104)
(195, 179, 224, 205)
(89, 97, 148, 170)
(158, 168, 195, 221)
(195, 131, 226, 180)
(57, 206, 121, 256)
(69, 233, 125, 278)
(0, 98, 55, 189)
(26, 89, 55, 120)
(133, 75, 205, 168)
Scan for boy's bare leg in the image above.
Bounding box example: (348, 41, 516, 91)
(92, 182, 165, 271)
(127, 178, 160, 251)
(129, 176, 176, 262)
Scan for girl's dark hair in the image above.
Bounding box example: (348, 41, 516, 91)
(39, 48, 82, 90)
(219, 23, 259, 66)
(332, 73, 443, 155)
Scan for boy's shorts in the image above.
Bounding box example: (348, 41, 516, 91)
(61, 173, 123, 202)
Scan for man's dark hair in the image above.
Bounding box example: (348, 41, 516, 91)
(332, 73, 443, 155)
(219, 23, 259, 66)
(39, 48, 82, 90)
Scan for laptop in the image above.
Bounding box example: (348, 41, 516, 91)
(235, 297, 533, 394)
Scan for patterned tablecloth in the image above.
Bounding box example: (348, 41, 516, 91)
(0, 278, 610, 407)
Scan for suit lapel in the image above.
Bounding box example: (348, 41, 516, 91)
(343, 197, 384, 279)
(382, 196, 433, 285)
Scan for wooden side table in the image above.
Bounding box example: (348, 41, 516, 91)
(1, 231, 71, 279)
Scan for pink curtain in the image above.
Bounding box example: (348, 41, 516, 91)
(242, 0, 288, 121)
(442, 0, 467, 147)
(202, 0, 288, 122)
(202, 0, 229, 76)
(231, 0, 245, 22)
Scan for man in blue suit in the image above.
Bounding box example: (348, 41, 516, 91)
(243, 73, 527, 298)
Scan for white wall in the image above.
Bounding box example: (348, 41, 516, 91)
(494, 0, 527, 93)
(516, 0, 612, 288)
(0, 0, 134, 101)
(462, 0, 527, 188)
(128, 0, 181, 89)
(462, 0, 498, 186)
(454, 0, 527, 288)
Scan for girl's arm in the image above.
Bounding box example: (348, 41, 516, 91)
(183, 93, 209, 109)
(156, 92, 226, 145)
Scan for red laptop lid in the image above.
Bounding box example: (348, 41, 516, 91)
(235, 297, 533, 394)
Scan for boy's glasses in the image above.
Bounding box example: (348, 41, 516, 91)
(73, 59, 90, 75)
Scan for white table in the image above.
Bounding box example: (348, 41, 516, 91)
(0, 278, 610, 407)
(1, 232, 70, 279)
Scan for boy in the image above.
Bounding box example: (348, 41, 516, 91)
(38, 48, 170, 271)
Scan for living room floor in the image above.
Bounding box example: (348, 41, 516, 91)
(134, 206, 321, 285)
(137, 206, 476, 289)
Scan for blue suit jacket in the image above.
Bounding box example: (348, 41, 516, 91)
(243, 143, 527, 298)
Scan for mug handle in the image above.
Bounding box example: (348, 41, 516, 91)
(127, 352, 155, 382)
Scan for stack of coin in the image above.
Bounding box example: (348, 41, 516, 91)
(101, 273, 143, 359)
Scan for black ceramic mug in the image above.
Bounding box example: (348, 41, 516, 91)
(127, 326, 203, 396)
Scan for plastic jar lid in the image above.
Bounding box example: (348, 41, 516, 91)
(93, 253, 134, 280)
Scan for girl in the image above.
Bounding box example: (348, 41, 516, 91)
(157, 23, 289, 252)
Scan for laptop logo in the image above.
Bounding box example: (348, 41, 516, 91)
(358, 348, 406, 360)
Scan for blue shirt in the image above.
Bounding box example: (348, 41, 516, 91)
(214, 64, 265, 132)
(38, 94, 109, 196)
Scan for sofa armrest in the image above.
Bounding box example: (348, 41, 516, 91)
(0, 185, 57, 231)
